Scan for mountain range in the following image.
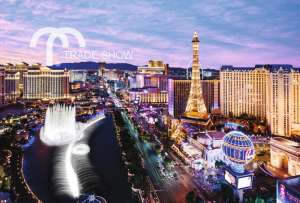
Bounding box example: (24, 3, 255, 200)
(52, 61, 138, 71)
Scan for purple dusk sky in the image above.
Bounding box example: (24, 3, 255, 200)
(0, 0, 299, 68)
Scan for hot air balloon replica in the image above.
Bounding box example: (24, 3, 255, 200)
(222, 131, 255, 202)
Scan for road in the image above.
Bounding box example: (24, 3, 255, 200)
(122, 111, 206, 203)
(109, 91, 207, 202)
(122, 112, 169, 202)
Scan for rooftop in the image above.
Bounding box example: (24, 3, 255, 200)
(129, 87, 162, 93)
(221, 64, 300, 73)
(206, 131, 226, 140)
(181, 142, 201, 158)
(271, 137, 300, 148)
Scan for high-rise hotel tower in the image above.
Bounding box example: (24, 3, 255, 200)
(221, 65, 300, 137)
(23, 66, 69, 100)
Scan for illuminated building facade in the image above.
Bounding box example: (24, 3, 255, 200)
(202, 79, 220, 112)
(137, 60, 168, 75)
(134, 60, 169, 104)
(136, 74, 168, 91)
(23, 66, 69, 100)
(136, 60, 168, 91)
(266, 65, 300, 137)
(69, 70, 87, 82)
(168, 78, 220, 118)
(5, 71, 20, 102)
(144, 75, 167, 91)
(98, 63, 125, 81)
(220, 66, 268, 119)
(185, 68, 220, 80)
(101, 69, 122, 81)
(291, 69, 300, 136)
(201, 69, 220, 80)
(128, 87, 167, 104)
(168, 79, 191, 118)
(128, 76, 137, 88)
(171, 131, 225, 169)
(221, 65, 300, 137)
(270, 137, 300, 176)
(267, 66, 292, 137)
(5, 62, 29, 91)
(189, 131, 226, 168)
(98, 62, 106, 76)
(136, 74, 144, 88)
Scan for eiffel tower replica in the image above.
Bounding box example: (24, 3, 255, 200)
(181, 32, 212, 127)
(171, 32, 212, 143)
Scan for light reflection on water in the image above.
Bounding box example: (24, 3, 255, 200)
(23, 115, 134, 203)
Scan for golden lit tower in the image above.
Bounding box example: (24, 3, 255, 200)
(183, 32, 210, 123)
(171, 32, 212, 144)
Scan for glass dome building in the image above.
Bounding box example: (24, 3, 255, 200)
(222, 131, 255, 173)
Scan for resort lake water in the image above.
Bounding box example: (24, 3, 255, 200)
(23, 114, 134, 203)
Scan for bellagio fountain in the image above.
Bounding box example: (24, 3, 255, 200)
(40, 104, 106, 200)
(41, 104, 81, 146)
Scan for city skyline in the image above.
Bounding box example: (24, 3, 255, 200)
(1, 0, 300, 68)
(1, 1, 300, 203)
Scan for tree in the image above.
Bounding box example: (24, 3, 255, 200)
(219, 183, 237, 203)
(215, 160, 225, 168)
(185, 191, 196, 203)
(239, 113, 249, 120)
(255, 196, 265, 203)
(185, 191, 205, 203)
(194, 196, 204, 203)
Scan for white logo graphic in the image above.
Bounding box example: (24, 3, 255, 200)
(30, 27, 86, 66)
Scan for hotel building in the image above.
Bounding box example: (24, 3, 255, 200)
(128, 60, 169, 105)
(136, 60, 169, 91)
(5, 71, 20, 102)
(5, 62, 28, 77)
(270, 137, 300, 176)
(69, 70, 87, 82)
(137, 60, 169, 75)
(5, 62, 29, 93)
(101, 69, 124, 81)
(137, 74, 168, 91)
(168, 78, 220, 118)
(23, 66, 69, 100)
(220, 64, 300, 137)
(99, 62, 126, 82)
(171, 131, 225, 169)
(128, 87, 167, 104)
(168, 79, 191, 117)
(291, 69, 300, 136)
(202, 79, 220, 112)
(221, 66, 268, 119)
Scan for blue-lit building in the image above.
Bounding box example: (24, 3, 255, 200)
(222, 131, 255, 173)
(222, 131, 255, 201)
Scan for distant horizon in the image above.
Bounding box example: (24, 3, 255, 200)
(2, 60, 300, 70)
